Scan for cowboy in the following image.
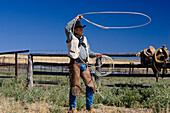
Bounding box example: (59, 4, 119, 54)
(65, 15, 102, 112)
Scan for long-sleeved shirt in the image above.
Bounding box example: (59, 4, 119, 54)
(65, 18, 96, 61)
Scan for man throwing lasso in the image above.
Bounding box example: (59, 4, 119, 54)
(65, 15, 102, 113)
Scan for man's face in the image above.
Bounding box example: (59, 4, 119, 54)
(74, 27, 84, 37)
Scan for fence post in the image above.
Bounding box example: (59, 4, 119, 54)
(129, 62, 132, 74)
(27, 54, 33, 89)
(146, 65, 149, 74)
(132, 62, 134, 74)
(94, 58, 101, 83)
(15, 53, 18, 78)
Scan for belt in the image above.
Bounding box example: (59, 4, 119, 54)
(70, 58, 87, 64)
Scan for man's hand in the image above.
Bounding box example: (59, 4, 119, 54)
(95, 53, 102, 58)
(75, 15, 83, 20)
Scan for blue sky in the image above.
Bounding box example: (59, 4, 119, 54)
(0, 0, 169, 54)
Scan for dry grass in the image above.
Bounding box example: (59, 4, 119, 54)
(0, 96, 154, 113)
(0, 54, 70, 64)
(0, 54, 140, 64)
(62, 104, 154, 113)
(0, 96, 52, 113)
(0, 96, 25, 113)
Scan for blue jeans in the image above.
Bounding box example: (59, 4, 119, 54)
(69, 62, 94, 110)
(69, 85, 93, 110)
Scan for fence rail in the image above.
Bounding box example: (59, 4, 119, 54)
(0, 50, 29, 55)
(30, 53, 170, 57)
(0, 50, 29, 78)
(33, 62, 170, 68)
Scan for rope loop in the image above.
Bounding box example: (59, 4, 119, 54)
(81, 11, 151, 29)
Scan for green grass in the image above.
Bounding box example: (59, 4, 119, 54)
(0, 76, 169, 112)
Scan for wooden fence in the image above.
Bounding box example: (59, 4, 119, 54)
(0, 50, 29, 78)
(27, 53, 170, 88)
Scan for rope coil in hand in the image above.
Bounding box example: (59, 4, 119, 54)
(90, 55, 114, 77)
(81, 11, 151, 29)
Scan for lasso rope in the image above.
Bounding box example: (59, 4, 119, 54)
(78, 55, 114, 77)
(90, 55, 114, 77)
(81, 11, 151, 29)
